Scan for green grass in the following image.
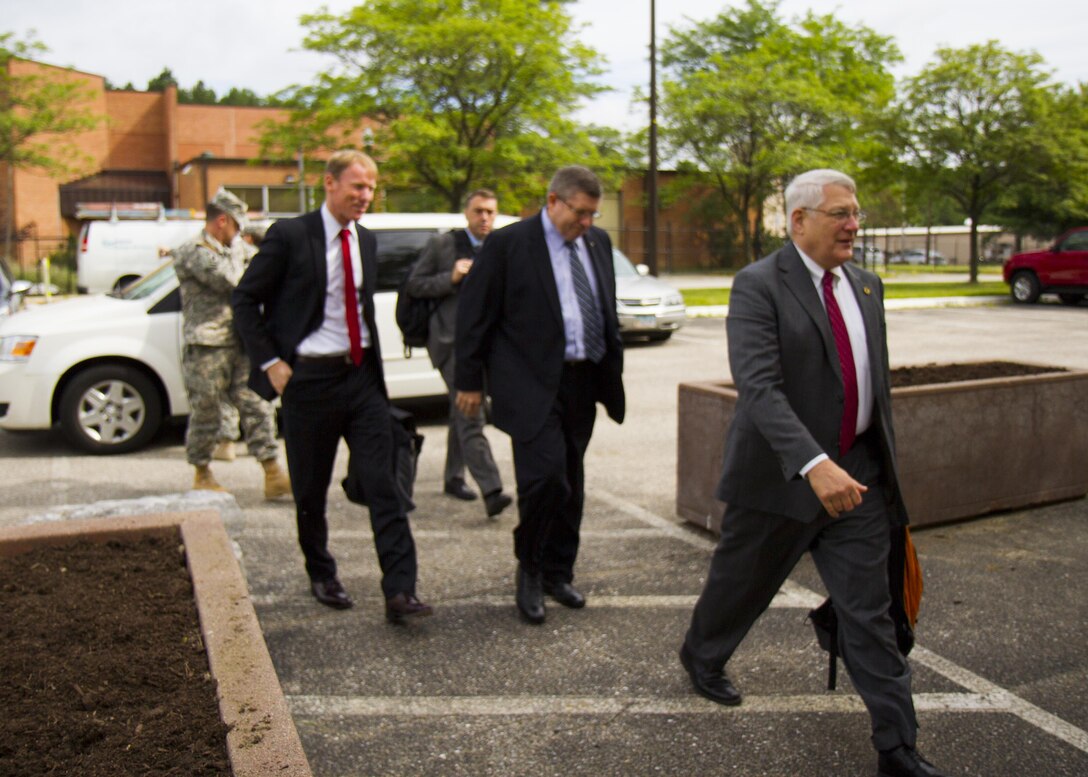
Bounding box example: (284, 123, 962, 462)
(681, 281, 1008, 307)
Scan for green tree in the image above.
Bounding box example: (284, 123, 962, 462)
(146, 67, 178, 92)
(0, 32, 102, 260)
(179, 79, 217, 104)
(219, 87, 265, 107)
(260, 0, 622, 212)
(898, 42, 1059, 281)
(659, 0, 900, 264)
(990, 83, 1088, 243)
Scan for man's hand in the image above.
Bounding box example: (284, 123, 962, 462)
(805, 459, 868, 518)
(455, 390, 482, 418)
(451, 258, 474, 284)
(266, 360, 293, 396)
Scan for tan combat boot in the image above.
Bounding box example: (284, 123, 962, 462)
(193, 465, 227, 492)
(262, 459, 292, 500)
(212, 440, 236, 461)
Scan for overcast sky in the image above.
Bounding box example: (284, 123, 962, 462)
(7, 0, 1086, 132)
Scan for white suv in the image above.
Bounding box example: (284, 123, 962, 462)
(0, 213, 512, 454)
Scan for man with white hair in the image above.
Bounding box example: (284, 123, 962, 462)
(679, 169, 946, 777)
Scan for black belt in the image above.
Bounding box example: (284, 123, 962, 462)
(295, 352, 359, 366)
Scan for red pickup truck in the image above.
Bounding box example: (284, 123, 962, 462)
(1003, 227, 1088, 305)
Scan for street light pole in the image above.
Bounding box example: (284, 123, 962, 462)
(646, 0, 659, 274)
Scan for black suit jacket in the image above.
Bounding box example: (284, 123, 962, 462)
(717, 243, 907, 524)
(231, 210, 386, 401)
(455, 212, 625, 442)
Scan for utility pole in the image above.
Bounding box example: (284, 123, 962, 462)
(646, 0, 659, 275)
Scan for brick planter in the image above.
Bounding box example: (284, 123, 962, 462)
(677, 366, 1088, 532)
(0, 511, 312, 777)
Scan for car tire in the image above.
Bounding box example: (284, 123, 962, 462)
(1058, 293, 1085, 306)
(1009, 272, 1041, 304)
(59, 365, 163, 454)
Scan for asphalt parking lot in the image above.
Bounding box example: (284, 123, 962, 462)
(3, 299, 1087, 776)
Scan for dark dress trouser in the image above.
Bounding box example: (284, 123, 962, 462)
(280, 355, 418, 599)
(683, 431, 918, 752)
(436, 350, 502, 496)
(511, 361, 598, 584)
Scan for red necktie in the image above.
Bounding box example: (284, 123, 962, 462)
(822, 271, 857, 455)
(339, 228, 363, 366)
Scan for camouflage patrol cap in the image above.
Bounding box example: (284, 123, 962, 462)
(210, 188, 248, 230)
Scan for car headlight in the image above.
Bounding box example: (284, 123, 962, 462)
(0, 335, 37, 361)
(666, 294, 684, 307)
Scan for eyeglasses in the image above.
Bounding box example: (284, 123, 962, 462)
(804, 207, 866, 225)
(558, 197, 600, 221)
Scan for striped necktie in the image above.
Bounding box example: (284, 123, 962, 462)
(565, 240, 605, 363)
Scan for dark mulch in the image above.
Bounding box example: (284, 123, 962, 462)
(0, 532, 231, 776)
(890, 360, 1065, 388)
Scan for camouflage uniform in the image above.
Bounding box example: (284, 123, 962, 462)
(174, 231, 278, 466)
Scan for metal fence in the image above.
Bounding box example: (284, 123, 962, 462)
(5, 234, 78, 294)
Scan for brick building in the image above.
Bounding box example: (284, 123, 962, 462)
(1, 58, 338, 269)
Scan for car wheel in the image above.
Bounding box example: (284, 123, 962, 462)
(1058, 293, 1085, 306)
(1009, 272, 1040, 304)
(59, 365, 163, 454)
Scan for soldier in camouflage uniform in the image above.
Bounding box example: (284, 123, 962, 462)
(172, 190, 290, 497)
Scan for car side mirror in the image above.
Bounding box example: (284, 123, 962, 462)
(635, 263, 651, 277)
(11, 279, 32, 297)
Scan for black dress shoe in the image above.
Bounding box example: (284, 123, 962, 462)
(542, 579, 586, 609)
(311, 578, 354, 610)
(516, 566, 545, 624)
(385, 592, 434, 624)
(444, 479, 477, 501)
(679, 645, 742, 706)
(484, 490, 513, 518)
(878, 745, 948, 777)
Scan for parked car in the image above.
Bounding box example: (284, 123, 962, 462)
(851, 244, 884, 266)
(1003, 227, 1088, 305)
(613, 248, 686, 341)
(890, 248, 946, 266)
(1, 257, 31, 320)
(0, 213, 519, 454)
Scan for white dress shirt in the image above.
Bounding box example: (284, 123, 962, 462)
(796, 249, 873, 476)
(296, 204, 372, 356)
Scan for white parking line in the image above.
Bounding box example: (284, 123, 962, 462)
(598, 489, 1088, 755)
(287, 692, 1012, 718)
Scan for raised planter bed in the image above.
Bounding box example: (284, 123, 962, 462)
(0, 511, 311, 777)
(677, 362, 1088, 532)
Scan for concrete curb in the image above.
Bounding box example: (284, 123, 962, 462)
(685, 295, 1008, 318)
(0, 511, 311, 777)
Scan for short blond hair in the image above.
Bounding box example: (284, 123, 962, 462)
(325, 149, 378, 180)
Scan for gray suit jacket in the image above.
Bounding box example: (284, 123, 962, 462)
(717, 242, 907, 525)
(404, 230, 469, 370)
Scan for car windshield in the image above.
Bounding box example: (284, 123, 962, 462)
(113, 260, 177, 301)
(612, 248, 641, 278)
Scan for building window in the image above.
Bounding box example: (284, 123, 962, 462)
(225, 185, 314, 216)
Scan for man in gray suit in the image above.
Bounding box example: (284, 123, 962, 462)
(679, 169, 946, 777)
(405, 190, 512, 519)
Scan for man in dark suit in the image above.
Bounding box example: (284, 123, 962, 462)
(679, 169, 946, 777)
(232, 150, 432, 624)
(405, 189, 512, 519)
(454, 165, 625, 625)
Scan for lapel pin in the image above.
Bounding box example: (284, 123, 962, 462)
(863, 286, 872, 295)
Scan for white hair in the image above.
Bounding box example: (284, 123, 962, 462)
(784, 169, 856, 236)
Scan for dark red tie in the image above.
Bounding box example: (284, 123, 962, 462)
(822, 271, 857, 454)
(339, 228, 363, 366)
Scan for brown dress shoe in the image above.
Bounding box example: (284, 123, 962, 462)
(311, 579, 354, 610)
(385, 592, 434, 624)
